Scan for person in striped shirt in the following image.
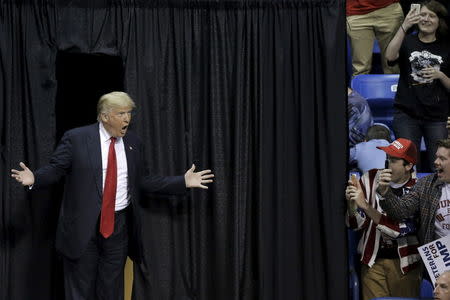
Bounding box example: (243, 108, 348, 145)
(346, 138, 421, 300)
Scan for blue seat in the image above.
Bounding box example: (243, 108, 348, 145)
(351, 74, 399, 131)
(373, 40, 381, 54)
(417, 172, 432, 179)
(351, 74, 399, 99)
(420, 278, 434, 298)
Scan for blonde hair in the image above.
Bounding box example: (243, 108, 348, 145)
(97, 91, 136, 121)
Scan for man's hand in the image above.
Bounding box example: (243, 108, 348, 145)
(346, 179, 368, 211)
(11, 162, 35, 186)
(345, 182, 358, 214)
(376, 169, 392, 196)
(184, 164, 214, 189)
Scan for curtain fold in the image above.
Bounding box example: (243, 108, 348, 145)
(0, 1, 347, 299)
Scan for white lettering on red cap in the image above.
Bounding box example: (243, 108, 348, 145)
(392, 141, 404, 149)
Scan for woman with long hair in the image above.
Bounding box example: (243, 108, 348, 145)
(385, 0, 450, 171)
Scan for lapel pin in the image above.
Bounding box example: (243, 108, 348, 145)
(129, 146, 133, 150)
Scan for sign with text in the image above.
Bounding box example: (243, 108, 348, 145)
(419, 235, 450, 285)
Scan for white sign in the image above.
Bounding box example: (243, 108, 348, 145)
(419, 235, 450, 285)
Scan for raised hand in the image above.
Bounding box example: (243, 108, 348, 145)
(11, 162, 35, 186)
(184, 164, 214, 189)
(346, 179, 368, 211)
(376, 169, 392, 196)
(402, 6, 421, 31)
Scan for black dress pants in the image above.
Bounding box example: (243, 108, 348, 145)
(63, 209, 129, 300)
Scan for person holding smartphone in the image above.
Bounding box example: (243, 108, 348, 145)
(346, 138, 421, 300)
(385, 0, 450, 171)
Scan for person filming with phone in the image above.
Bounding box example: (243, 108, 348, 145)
(346, 138, 421, 300)
(385, 0, 450, 172)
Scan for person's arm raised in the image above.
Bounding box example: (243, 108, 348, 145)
(347, 177, 382, 224)
(385, 9, 421, 62)
(376, 168, 392, 196)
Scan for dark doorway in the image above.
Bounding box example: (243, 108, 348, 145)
(51, 53, 124, 298)
(55, 52, 124, 141)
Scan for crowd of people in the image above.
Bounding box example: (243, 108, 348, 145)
(347, 0, 450, 299)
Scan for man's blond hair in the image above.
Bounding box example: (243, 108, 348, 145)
(97, 91, 136, 121)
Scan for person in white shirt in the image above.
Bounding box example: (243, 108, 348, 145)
(11, 91, 214, 300)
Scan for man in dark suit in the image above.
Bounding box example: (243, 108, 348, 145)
(11, 91, 214, 300)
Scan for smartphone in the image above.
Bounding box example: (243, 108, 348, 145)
(410, 3, 421, 16)
(349, 171, 359, 186)
(385, 159, 389, 169)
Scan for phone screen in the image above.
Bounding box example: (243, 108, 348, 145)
(411, 3, 421, 15)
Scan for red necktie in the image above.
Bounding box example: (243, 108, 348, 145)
(100, 137, 117, 238)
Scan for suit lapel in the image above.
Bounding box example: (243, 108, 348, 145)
(86, 123, 103, 199)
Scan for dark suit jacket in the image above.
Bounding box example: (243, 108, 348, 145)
(33, 123, 186, 260)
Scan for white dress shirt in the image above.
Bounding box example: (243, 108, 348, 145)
(99, 122, 130, 211)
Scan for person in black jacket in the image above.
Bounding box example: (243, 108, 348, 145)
(11, 91, 214, 300)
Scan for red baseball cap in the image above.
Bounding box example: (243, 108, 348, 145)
(377, 138, 418, 165)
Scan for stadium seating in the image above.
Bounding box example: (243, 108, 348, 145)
(351, 74, 398, 129)
(351, 74, 431, 155)
(351, 74, 398, 101)
(420, 278, 433, 298)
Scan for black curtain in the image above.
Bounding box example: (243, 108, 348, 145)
(0, 1, 348, 299)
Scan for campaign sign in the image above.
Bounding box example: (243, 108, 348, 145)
(419, 235, 450, 285)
